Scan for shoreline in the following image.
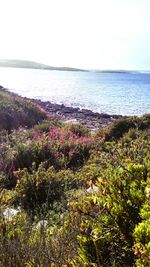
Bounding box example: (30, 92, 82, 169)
(1, 85, 123, 130)
(30, 98, 123, 130)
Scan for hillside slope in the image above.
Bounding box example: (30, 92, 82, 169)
(0, 86, 47, 131)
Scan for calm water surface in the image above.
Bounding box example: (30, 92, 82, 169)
(0, 67, 150, 115)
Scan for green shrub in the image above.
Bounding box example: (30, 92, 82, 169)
(105, 118, 136, 140)
(104, 115, 150, 141)
(0, 88, 47, 131)
(64, 123, 90, 137)
(34, 119, 63, 133)
(133, 176, 150, 267)
(65, 130, 150, 267)
(13, 164, 77, 215)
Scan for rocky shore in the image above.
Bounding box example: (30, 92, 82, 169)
(31, 98, 122, 130)
(0, 85, 123, 130)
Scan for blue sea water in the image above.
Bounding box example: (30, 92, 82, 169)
(0, 67, 149, 115)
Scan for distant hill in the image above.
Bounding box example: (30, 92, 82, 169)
(0, 59, 87, 72)
(95, 69, 137, 74)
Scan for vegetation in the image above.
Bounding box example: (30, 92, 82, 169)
(0, 87, 46, 131)
(0, 91, 150, 266)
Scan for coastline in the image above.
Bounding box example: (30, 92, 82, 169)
(1, 85, 123, 130)
(30, 98, 122, 130)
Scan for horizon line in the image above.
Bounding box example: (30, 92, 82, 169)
(0, 58, 150, 73)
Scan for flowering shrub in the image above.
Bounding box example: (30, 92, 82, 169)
(0, 125, 93, 190)
(32, 127, 93, 169)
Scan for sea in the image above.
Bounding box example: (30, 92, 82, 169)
(0, 67, 150, 116)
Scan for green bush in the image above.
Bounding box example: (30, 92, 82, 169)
(105, 118, 136, 140)
(69, 164, 149, 266)
(64, 123, 90, 137)
(104, 115, 150, 141)
(0, 88, 47, 131)
(13, 164, 77, 215)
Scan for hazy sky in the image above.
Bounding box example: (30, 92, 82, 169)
(0, 0, 150, 70)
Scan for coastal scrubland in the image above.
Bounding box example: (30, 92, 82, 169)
(0, 87, 46, 131)
(0, 88, 150, 267)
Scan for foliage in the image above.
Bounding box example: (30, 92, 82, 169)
(0, 108, 150, 266)
(133, 176, 150, 267)
(100, 114, 150, 141)
(64, 123, 90, 137)
(0, 88, 47, 131)
(13, 164, 79, 216)
(0, 212, 79, 267)
(0, 125, 92, 189)
(67, 162, 149, 266)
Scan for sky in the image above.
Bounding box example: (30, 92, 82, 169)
(0, 0, 150, 70)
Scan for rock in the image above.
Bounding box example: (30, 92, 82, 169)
(87, 185, 99, 194)
(81, 109, 94, 116)
(98, 113, 111, 118)
(30, 98, 120, 130)
(3, 207, 21, 220)
(34, 220, 48, 230)
(64, 119, 79, 124)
